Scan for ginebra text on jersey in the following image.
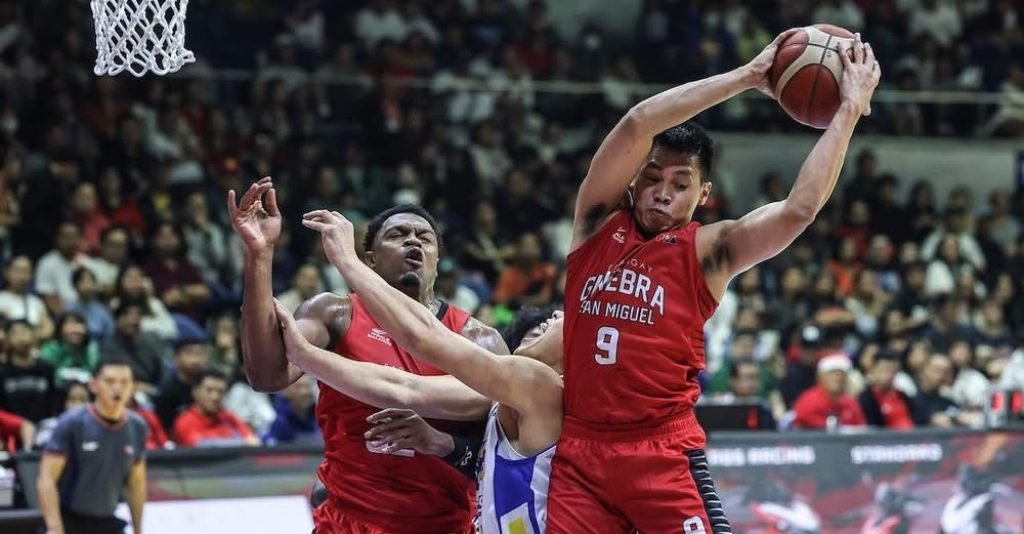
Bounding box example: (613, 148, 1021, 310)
(578, 265, 666, 318)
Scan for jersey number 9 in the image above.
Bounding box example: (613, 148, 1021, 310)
(594, 326, 619, 365)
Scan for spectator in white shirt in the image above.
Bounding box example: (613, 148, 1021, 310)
(925, 234, 973, 297)
(354, 0, 408, 50)
(35, 221, 86, 315)
(0, 255, 53, 339)
(909, 0, 962, 48)
(921, 207, 985, 269)
(812, 0, 865, 32)
(83, 226, 131, 297)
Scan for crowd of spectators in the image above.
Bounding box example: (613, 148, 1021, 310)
(0, 0, 1023, 455)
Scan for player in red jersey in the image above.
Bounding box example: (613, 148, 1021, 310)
(546, 32, 881, 533)
(228, 179, 508, 534)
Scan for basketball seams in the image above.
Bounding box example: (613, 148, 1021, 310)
(805, 34, 835, 125)
(771, 25, 855, 128)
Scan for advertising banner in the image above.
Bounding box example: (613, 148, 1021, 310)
(707, 430, 1024, 533)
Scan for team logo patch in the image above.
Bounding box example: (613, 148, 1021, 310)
(82, 441, 99, 451)
(368, 328, 393, 346)
(613, 226, 627, 244)
(658, 234, 677, 245)
(125, 445, 134, 455)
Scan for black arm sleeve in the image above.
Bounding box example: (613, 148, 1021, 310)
(442, 428, 485, 481)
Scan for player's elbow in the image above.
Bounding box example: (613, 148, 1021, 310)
(621, 106, 648, 136)
(782, 200, 817, 227)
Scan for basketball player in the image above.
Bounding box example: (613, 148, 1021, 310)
(547, 31, 881, 533)
(293, 208, 564, 532)
(228, 179, 508, 534)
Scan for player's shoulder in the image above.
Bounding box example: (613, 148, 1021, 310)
(296, 292, 352, 321)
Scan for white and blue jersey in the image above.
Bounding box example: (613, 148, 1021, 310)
(476, 404, 556, 534)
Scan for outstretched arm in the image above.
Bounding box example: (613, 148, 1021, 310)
(698, 34, 881, 298)
(572, 30, 798, 250)
(231, 178, 307, 392)
(301, 211, 562, 417)
(274, 301, 489, 421)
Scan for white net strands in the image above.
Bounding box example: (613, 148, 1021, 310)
(91, 0, 195, 77)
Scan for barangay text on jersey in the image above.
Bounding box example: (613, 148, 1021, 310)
(578, 258, 665, 326)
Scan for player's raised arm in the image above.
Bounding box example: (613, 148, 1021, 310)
(229, 178, 319, 392)
(572, 29, 798, 250)
(699, 34, 881, 297)
(302, 210, 562, 418)
(274, 300, 489, 421)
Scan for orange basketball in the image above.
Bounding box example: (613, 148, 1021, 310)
(769, 24, 856, 129)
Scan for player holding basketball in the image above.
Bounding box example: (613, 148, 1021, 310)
(229, 179, 508, 534)
(547, 30, 881, 533)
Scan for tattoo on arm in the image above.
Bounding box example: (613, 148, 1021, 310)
(701, 239, 732, 274)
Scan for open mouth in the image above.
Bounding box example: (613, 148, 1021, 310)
(403, 248, 424, 268)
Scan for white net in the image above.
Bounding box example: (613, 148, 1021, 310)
(91, 0, 195, 77)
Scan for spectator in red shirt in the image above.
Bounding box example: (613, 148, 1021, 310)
(857, 350, 916, 429)
(793, 353, 866, 430)
(0, 408, 35, 452)
(173, 369, 259, 448)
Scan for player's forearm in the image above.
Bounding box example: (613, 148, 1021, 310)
(783, 101, 861, 221)
(628, 67, 756, 138)
(37, 478, 63, 531)
(288, 341, 420, 412)
(332, 256, 448, 367)
(240, 251, 290, 392)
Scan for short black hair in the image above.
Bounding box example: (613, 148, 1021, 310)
(503, 305, 558, 350)
(728, 358, 759, 379)
(72, 267, 95, 287)
(363, 204, 442, 252)
(113, 298, 146, 318)
(4, 319, 32, 334)
(55, 311, 90, 343)
(174, 336, 208, 353)
(194, 367, 228, 387)
(100, 224, 131, 243)
(874, 349, 901, 364)
(93, 357, 134, 377)
(652, 122, 715, 179)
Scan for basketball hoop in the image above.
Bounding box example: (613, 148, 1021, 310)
(91, 0, 195, 77)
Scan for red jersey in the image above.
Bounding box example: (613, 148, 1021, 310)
(563, 210, 718, 430)
(0, 409, 23, 453)
(793, 385, 867, 429)
(317, 294, 477, 533)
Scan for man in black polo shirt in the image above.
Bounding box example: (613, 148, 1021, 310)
(37, 359, 148, 534)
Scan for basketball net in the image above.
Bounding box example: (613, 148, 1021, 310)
(91, 0, 195, 77)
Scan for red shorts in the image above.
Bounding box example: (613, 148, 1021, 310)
(313, 498, 474, 534)
(546, 412, 732, 534)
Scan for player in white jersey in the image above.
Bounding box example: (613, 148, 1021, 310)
(274, 209, 564, 533)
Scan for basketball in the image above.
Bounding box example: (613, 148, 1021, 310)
(769, 24, 857, 129)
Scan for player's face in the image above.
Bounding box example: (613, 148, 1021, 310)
(90, 365, 133, 408)
(632, 148, 711, 235)
(513, 313, 564, 373)
(366, 214, 439, 294)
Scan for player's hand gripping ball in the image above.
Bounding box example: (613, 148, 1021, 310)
(769, 24, 863, 128)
